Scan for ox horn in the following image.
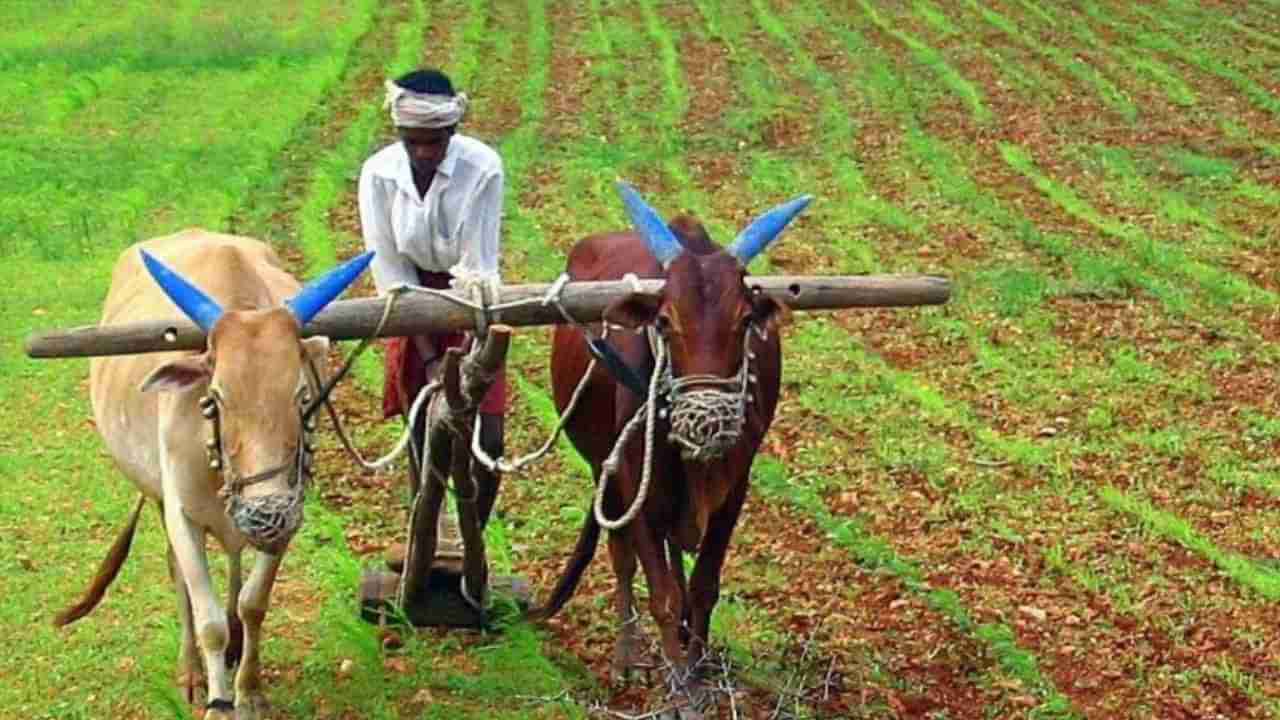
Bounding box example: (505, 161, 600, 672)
(727, 194, 814, 265)
(285, 251, 376, 327)
(140, 250, 224, 333)
(616, 180, 682, 268)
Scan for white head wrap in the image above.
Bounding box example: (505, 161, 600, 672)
(384, 80, 469, 129)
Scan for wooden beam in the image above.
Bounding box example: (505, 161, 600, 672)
(24, 274, 950, 358)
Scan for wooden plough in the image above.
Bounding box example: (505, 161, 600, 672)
(26, 273, 951, 628)
(362, 324, 521, 629)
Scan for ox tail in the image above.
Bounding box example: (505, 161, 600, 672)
(53, 494, 147, 627)
(526, 507, 601, 621)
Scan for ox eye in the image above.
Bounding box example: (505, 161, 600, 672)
(654, 314, 672, 333)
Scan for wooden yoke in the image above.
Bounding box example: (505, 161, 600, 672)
(25, 275, 952, 359)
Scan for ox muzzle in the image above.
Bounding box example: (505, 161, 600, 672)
(202, 393, 314, 555)
(656, 324, 764, 463)
(224, 485, 305, 556)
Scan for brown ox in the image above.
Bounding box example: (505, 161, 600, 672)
(57, 230, 371, 719)
(534, 183, 810, 688)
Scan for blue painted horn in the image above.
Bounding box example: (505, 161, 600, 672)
(141, 248, 375, 333)
(727, 194, 813, 264)
(285, 250, 376, 326)
(140, 249, 224, 332)
(616, 180, 682, 268)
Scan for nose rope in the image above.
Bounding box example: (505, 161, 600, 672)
(661, 323, 762, 462)
(591, 323, 763, 530)
(593, 332, 667, 531)
(202, 386, 315, 554)
(665, 375, 747, 462)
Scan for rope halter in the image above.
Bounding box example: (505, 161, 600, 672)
(201, 379, 315, 556)
(657, 322, 764, 463)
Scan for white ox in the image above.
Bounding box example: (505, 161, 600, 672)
(56, 229, 372, 719)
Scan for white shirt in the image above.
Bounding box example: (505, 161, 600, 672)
(358, 134, 504, 293)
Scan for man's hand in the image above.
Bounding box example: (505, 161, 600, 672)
(448, 268, 503, 306)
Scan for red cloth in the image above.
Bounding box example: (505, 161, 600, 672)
(382, 269, 508, 419)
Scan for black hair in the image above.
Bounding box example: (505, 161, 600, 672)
(393, 68, 456, 96)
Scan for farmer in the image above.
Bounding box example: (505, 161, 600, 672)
(358, 67, 507, 528)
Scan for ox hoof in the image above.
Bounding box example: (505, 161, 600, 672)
(655, 708, 704, 720)
(385, 542, 407, 573)
(610, 633, 653, 686)
(175, 672, 207, 707)
(235, 692, 270, 720)
(204, 708, 235, 720)
(667, 682, 711, 720)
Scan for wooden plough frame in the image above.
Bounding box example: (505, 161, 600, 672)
(360, 325, 519, 628)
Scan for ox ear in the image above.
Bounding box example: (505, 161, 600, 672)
(751, 290, 792, 332)
(603, 292, 663, 330)
(139, 355, 211, 393)
(300, 336, 330, 386)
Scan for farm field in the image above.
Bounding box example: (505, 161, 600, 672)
(3, 0, 1280, 718)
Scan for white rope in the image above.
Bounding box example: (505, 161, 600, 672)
(326, 277, 563, 473)
(459, 570, 486, 612)
(621, 272, 644, 294)
(469, 325, 600, 474)
(469, 274, 669, 476)
(325, 276, 677, 537)
(350, 380, 438, 470)
(319, 287, 441, 471)
(592, 333, 667, 531)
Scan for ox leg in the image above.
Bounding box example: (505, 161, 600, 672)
(686, 476, 749, 674)
(608, 532, 650, 684)
(225, 550, 244, 670)
(632, 520, 712, 719)
(629, 517, 686, 681)
(163, 500, 234, 718)
(234, 551, 283, 720)
(668, 541, 690, 647)
(165, 542, 203, 704)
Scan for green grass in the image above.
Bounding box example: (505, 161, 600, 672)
(1001, 142, 1272, 311)
(1098, 2, 1280, 118)
(1100, 487, 1280, 601)
(1022, 0, 1197, 107)
(0, 0, 377, 262)
(964, 0, 1137, 121)
(753, 457, 1081, 719)
(0, 2, 381, 715)
(858, 0, 992, 123)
